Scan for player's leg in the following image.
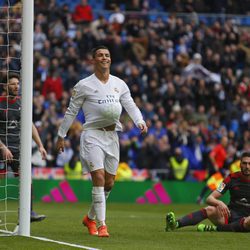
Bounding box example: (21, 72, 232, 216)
(87, 170, 114, 221)
(93, 171, 116, 237)
(166, 207, 209, 231)
(90, 169, 107, 225)
(197, 208, 250, 232)
(104, 171, 115, 201)
(81, 130, 118, 237)
(215, 218, 249, 232)
(97, 132, 119, 237)
(205, 205, 225, 224)
(83, 169, 114, 237)
(200, 212, 250, 232)
(10, 156, 46, 222)
(96, 140, 119, 237)
(80, 131, 107, 235)
(30, 183, 46, 222)
(104, 145, 119, 197)
(197, 206, 224, 231)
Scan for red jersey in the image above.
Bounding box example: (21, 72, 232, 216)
(209, 144, 227, 168)
(72, 4, 93, 23)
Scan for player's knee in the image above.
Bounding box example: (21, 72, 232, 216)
(104, 173, 115, 191)
(91, 170, 105, 186)
(243, 216, 250, 230)
(205, 206, 217, 216)
(104, 176, 115, 191)
(104, 180, 114, 191)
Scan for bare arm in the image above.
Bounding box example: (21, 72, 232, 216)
(32, 123, 47, 160)
(206, 190, 230, 218)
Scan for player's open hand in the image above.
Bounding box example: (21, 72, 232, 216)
(39, 146, 47, 160)
(1, 146, 14, 161)
(56, 136, 65, 154)
(138, 123, 148, 134)
(216, 201, 230, 218)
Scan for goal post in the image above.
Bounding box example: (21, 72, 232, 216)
(0, 0, 35, 237)
(19, 0, 34, 236)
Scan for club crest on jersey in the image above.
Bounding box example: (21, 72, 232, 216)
(114, 88, 119, 93)
(72, 89, 77, 97)
(217, 182, 226, 192)
(89, 161, 95, 169)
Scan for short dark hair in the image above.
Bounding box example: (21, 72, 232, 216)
(91, 45, 110, 58)
(241, 151, 250, 160)
(8, 72, 20, 81)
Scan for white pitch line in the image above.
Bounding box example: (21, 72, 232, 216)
(29, 235, 101, 250)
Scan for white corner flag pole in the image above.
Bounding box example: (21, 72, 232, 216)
(19, 0, 34, 236)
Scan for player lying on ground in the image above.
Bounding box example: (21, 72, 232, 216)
(165, 151, 250, 232)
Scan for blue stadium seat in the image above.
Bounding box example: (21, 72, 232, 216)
(0, 0, 17, 5)
(56, 0, 79, 11)
(88, 0, 104, 10)
(240, 17, 250, 26)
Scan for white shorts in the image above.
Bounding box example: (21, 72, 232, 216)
(80, 129, 119, 175)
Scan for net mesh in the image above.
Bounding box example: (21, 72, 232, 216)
(0, 0, 22, 235)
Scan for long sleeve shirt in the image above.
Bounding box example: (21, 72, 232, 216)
(58, 74, 145, 138)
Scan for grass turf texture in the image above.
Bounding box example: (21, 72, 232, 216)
(0, 202, 249, 250)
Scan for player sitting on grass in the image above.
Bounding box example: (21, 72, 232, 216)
(165, 151, 250, 232)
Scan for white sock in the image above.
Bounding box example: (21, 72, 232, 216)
(87, 202, 96, 220)
(105, 190, 111, 200)
(88, 190, 111, 220)
(92, 186, 105, 226)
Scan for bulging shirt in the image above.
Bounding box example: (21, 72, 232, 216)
(58, 74, 145, 137)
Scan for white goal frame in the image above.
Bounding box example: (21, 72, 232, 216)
(19, 0, 34, 236)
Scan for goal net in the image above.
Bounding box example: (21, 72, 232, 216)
(0, 0, 33, 236)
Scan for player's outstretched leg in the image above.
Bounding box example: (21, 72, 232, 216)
(197, 224, 217, 232)
(165, 212, 178, 231)
(82, 215, 98, 236)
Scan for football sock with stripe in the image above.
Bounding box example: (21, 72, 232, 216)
(92, 186, 106, 226)
(87, 190, 111, 220)
(178, 208, 208, 228)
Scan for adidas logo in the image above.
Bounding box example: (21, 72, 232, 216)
(136, 182, 172, 204)
(42, 180, 78, 203)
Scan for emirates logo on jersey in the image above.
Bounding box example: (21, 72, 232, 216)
(114, 88, 119, 93)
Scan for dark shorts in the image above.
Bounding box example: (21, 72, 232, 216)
(0, 151, 20, 177)
(227, 209, 247, 224)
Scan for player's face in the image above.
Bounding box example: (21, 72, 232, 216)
(240, 156, 250, 177)
(7, 77, 19, 97)
(93, 49, 111, 70)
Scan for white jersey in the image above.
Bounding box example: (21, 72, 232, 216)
(58, 73, 145, 137)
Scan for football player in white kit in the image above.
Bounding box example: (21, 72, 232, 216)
(56, 45, 148, 237)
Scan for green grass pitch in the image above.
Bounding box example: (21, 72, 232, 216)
(0, 202, 249, 250)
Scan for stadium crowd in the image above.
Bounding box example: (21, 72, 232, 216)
(0, 0, 250, 181)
